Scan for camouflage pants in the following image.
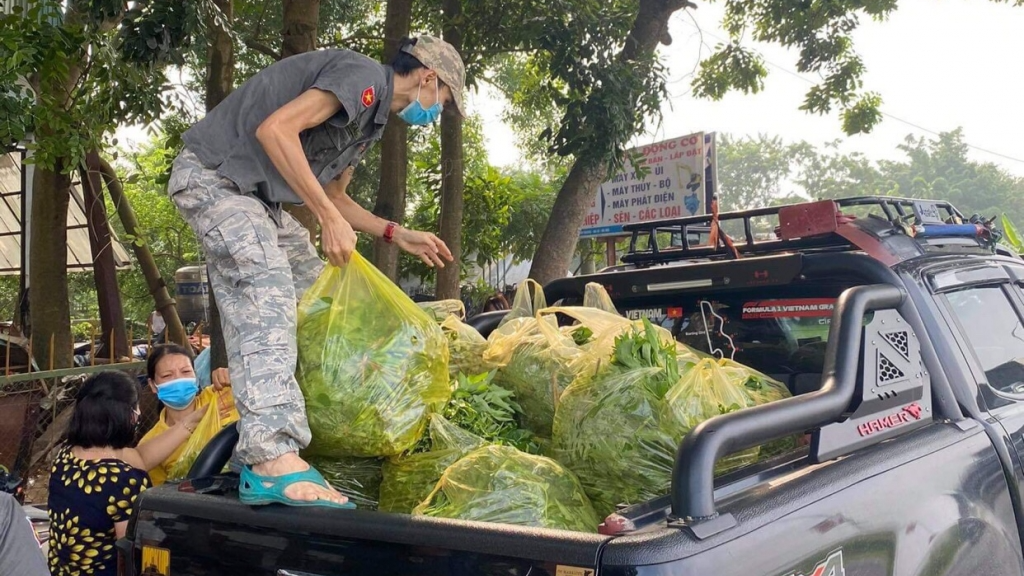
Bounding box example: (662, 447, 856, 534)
(168, 148, 323, 465)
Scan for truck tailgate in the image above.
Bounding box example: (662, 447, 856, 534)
(128, 487, 610, 576)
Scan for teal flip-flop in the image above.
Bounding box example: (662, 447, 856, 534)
(239, 465, 356, 509)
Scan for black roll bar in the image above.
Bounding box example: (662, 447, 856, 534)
(670, 283, 905, 522)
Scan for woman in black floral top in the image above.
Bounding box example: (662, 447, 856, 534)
(48, 371, 207, 576)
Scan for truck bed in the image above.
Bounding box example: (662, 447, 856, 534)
(126, 420, 1020, 576)
(124, 200, 1024, 575)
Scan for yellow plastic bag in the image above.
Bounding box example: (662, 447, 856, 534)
(166, 388, 238, 481)
(378, 415, 486, 513)
(484, 284, 636, 438)
(296, 252, 451, 458)
(413, 445, 600, 532)
(484, 313, 581, 438)
(418, 299, 466, 322)
(440, 315, 494, 378)
(495, 279, 546, 330)
(719, 359, 799, 458)
(552, 319, 682, 516)
(582, 282, 619, 315)
(663, 358, 760, 473)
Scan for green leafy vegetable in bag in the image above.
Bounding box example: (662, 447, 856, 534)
(555, 319, 788, 516)
(418, 299, 466, 322)
(440, 315, 495, 378)
(721, 359, 800, 459)
(485, 314, 581, 438)
(553, 320, 681, 515)
(663, 358, 761, 474)
(379, 415, 486, 513)
(297, 253, 451, 458)
(414, 445, 600, 533)
(439, 372, 536, 452)
(306, 455, 383, 510)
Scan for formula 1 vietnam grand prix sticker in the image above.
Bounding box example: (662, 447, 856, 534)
(742, 298, 835, 319)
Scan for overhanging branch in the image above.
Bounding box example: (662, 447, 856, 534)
(244, 39, 282, 60)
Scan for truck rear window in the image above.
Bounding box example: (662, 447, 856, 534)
(617, 287, 859, 395)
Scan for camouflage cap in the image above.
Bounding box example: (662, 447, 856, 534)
(403, 35, 466, 117)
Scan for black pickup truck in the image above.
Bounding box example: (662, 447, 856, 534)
(120, 196, 1024, 576)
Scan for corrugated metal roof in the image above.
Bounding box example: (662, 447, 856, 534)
(0, 152, 132, 274)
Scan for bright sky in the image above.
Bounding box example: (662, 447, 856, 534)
(473, 0, 1024, 177)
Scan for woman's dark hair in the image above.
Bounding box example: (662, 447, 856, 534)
(390, 37, 425, 76)
(146, 343, 192, 381)
(66, 371, 140, 449)
(483, 293, 511, 313)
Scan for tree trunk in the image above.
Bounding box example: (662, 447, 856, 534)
(97, 158, 191, 354)
(370, 0, 413, 279)
(434, 0, 464, 299)
(28, 163, 73, 370)
(205, 0, 234, 112)
(205, 0, 234, 368)
(281, 0, 319, 58)
(527, 0, 691, 285)
(25, 5, 91, 370)
(82, 151, 128, 361)
(281, 0, 322, 237)
(528, 156, 607, 284)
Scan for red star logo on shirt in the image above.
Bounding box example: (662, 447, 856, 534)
(361, 86, 375, 108)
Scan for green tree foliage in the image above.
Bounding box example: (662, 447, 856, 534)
(402, 117, 557, 283)
(715, 134, 808, 211)
(791, 140, 881, 201)
(471, 0, 668, 173)
(869, 130, 1024, 221)
(0, 0, 205, 169)
(694, 0, 894, 135)
(180, 0, 384, 95)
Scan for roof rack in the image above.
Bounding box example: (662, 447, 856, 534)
(622, 196, 983, 267)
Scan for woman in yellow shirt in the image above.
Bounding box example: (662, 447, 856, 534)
(140, 344, 236, 485)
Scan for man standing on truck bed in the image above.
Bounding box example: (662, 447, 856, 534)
(167, 36, 465, 507)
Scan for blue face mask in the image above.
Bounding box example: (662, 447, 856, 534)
(398, 79, 442, 126)
(156, 377, 199, 411)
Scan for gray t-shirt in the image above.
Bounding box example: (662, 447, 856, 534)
(182, 49, 393, 205)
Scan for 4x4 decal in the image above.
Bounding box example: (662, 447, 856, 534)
(783, 549, 845, 576)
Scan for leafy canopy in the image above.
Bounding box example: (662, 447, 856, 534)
(0, 0, 206, 169)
